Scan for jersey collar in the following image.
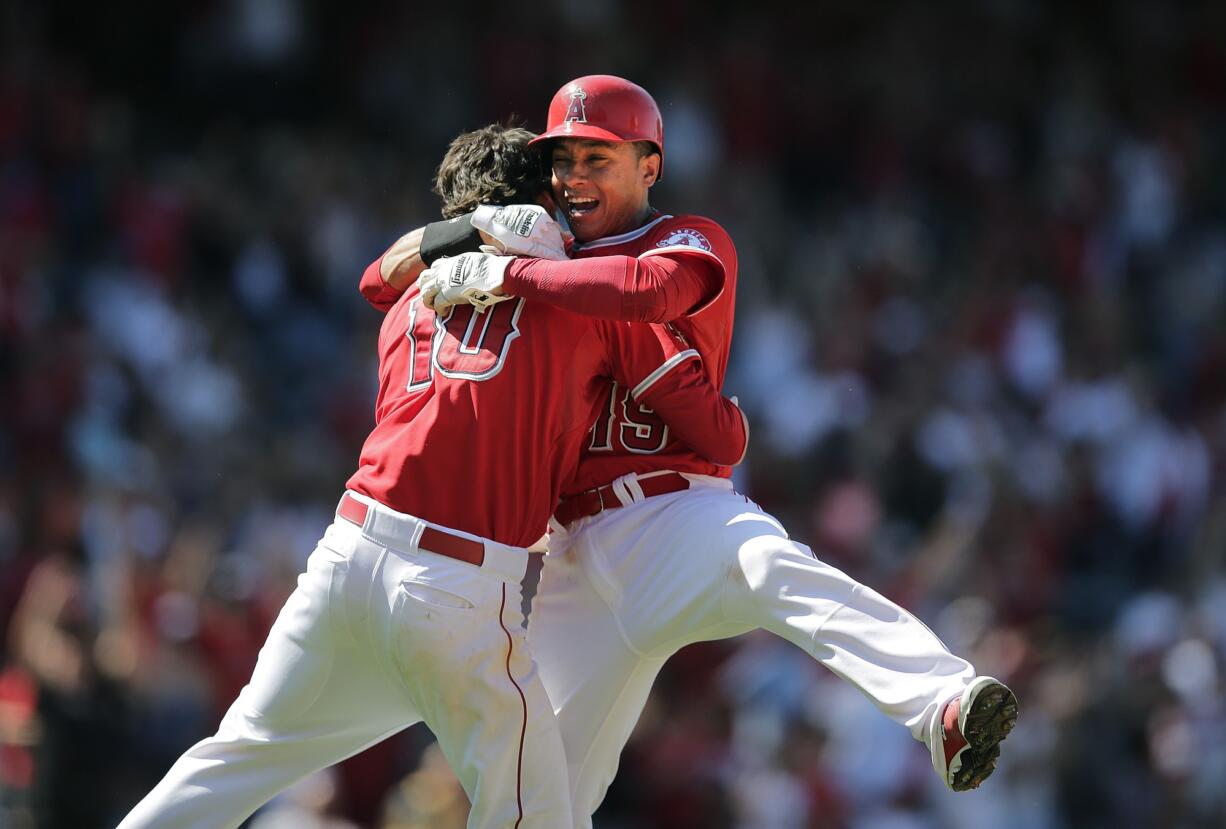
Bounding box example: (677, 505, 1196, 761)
(576, 213, 673, 251)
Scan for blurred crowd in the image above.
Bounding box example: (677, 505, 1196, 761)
(2, 1, 1225, 827)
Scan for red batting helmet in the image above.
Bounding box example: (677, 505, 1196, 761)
(530, 75, 664, 175)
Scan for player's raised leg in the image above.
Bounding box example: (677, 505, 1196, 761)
(687, 487, 1016, 790)
(540, 477, 1016, 822)
(725, 531, 976, 738)
(582, 484, 975, 734)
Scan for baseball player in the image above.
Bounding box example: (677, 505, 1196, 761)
(373, 76, 1018, 827)
(116, 124, 748, 829)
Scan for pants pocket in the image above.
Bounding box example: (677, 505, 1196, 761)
(400, 578, 479, 611)
(387, 558, 495, 682)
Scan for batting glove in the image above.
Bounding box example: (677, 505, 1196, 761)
(471, 204, 570, 260)
(418, 251, 515, 312)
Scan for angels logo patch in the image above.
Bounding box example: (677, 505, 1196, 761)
(563, 87, 588, 125)
(656, 228, 713, 252)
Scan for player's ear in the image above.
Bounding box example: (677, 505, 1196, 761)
(640, 152, 661, 188)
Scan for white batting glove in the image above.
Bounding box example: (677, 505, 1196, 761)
(472, 204, 570, 260)
(418, 251, 515, 312)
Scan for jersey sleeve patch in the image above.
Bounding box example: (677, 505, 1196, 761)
(654, 228, 713, 252)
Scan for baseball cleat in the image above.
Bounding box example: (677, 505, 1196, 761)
(934, 676, 1018, 792)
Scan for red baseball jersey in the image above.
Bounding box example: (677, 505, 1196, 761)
(346, 287, 742, 548)
(563, 213, 738, 497)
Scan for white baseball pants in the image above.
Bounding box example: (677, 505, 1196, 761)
(119, 491, 571, 829)
(530, 473, 974, 827)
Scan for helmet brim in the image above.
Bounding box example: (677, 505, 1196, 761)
(528, 123, 634, 147)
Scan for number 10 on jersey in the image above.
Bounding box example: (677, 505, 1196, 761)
(406, 297, 526, 390)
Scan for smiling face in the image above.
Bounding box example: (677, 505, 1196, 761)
(549, 138, 661, 242)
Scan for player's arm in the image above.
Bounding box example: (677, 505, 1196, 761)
(635, 353, 749, 466)
(498, 252, 722, 323)
(600, 322, 748, 466)
(423, 217, 732, 322)
(359, 227, 426, 311)
(359, 214, 487, 311)
(360, 205, 569, 311)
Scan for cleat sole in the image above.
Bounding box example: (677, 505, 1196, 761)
(951, 682, 1018, 792)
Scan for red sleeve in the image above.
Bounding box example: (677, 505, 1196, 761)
(595, 322, 748, 466)
(359, 253, 407, 312)
(638, 216, 737, 316)
(501, 252, 722, 323)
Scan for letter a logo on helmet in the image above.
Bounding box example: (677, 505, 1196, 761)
(530, 74, 665, 178)
(563, 87, 588, 127)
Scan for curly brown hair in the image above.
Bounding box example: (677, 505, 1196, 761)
(433, 124, 548, 218)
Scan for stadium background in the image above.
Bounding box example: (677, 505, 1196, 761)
(2, 1, 1225, 827)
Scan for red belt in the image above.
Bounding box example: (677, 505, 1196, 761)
(554, 472, 691, 527)
(338, 494, 485, 567)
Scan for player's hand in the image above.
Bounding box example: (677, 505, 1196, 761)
(417, 251, 515, 312)
(471, 204, 571, 260)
